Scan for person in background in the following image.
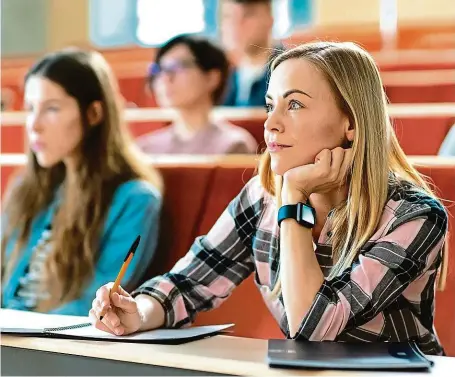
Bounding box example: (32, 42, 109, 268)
(221, 0, 282, 107)
(91, 42, 448, 356)
(136, 35, 257, 155)
(438, 123, 455, 156)
(1, 49, 163, 316)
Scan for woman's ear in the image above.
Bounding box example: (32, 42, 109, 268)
(344, 116, 355, 143)
(87, 101, 104, 127)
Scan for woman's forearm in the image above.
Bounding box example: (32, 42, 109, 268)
(279, 190, 324, 337)
(136, 294, 166, 331)
(278, 148, 351, 337)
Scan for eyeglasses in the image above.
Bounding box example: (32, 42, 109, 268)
(148, 59, 197, 81)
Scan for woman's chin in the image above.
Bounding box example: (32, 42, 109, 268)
(270, 156, 312, 177)
(270, 159, 287, 176)
(34, 154, 59, 169)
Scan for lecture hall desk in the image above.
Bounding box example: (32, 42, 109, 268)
(2, 334, 455, 376)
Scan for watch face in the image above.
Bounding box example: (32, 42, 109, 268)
(299, 204, 315, 226)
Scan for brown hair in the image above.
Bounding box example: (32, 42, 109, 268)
(1, 49, 163, 309)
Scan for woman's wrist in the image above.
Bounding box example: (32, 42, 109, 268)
(281, 182, 311, 205)
(136, 294, 166, 332)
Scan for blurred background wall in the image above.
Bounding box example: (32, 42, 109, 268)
(2, 0, 455, 58)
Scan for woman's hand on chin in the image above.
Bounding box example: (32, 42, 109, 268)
(281, 147, 353, 205)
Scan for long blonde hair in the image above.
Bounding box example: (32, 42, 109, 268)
(259, 41, 448, 294)
(1, 49, 163, 309)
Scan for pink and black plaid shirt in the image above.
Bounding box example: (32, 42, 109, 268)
(133, 176, 448, 355)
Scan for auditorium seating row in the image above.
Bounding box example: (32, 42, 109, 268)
(2, 74, 454, 113)
(1, 155, 454, 356)
(2, 113, 455, 156)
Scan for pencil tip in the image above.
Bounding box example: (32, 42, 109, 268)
(123, 235, 141, 262)
(130, 235, 141, 254)
(133, 235, 141, 248)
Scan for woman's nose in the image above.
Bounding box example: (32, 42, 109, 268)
(26, 111, 43, 133)
(264, 112, 284, 133)
(161, 67, 178, 82)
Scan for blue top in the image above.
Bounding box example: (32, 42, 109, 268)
(222, 44, 285, 107)
(222, 67, 269, 107)
(439, 124, 455, 157)
(2, 179, 162, 316)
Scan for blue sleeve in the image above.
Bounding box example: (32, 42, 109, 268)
(439, 125, 455, 157)
(222, 71, 238, 106)
(48, 180, 162, 316)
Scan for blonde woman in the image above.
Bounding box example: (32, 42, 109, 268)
(90, 42, 448, 355)
(1, 49, 162, 315)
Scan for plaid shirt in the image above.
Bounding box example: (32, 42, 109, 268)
(133, 176, 448, 355)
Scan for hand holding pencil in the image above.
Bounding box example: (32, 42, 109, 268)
(89, 234, 166, 336)
(100, 235, 141, 321)
(89, 236, 143, 336)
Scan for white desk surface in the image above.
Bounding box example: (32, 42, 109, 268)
(2, 334, 454, 376)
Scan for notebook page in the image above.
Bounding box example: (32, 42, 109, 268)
(1, 309, 233, 342)
(0, 309, 89, 331)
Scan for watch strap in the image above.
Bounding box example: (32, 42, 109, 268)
(278, 202, 316, 228)
(277, 204, 298, 227)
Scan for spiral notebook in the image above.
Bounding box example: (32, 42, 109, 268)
(267, 339, 434, 371)
(0, 309, 233, 345)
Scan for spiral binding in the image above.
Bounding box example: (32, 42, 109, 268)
(44, 322, 92, 332)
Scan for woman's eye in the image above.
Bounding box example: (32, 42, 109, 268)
(264, 103, 273, 113)
(288, 100, 303, 110)
(46, 106, 60, 112)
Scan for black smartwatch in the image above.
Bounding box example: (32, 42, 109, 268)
(277, 202, 316, 228)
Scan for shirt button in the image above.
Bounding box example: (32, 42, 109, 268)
(327, 231, 333, 237)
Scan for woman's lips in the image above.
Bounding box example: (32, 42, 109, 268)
(267, 141, 292, 153)
(30, 141, 45, 152)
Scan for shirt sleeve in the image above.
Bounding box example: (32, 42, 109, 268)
(438, 124, 455, 157)
(227, 135, 258, 155)
(132, 177, 264, 328)
(228, 141, 250, 154)
(48, 181, 162, 316)
(291, 202, 448, 341)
